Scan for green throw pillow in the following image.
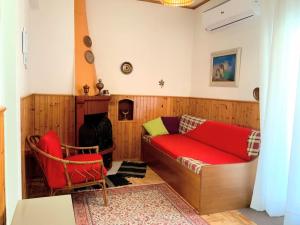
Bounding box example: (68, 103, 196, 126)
(143, 117, 169, 137)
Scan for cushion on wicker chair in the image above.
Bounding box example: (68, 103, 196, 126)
(37, 131, 107, 189)
(66, 154, 107, 185)
(37, 131, 65, 189)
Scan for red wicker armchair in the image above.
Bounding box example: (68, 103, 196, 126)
(26, 131, 108, 206)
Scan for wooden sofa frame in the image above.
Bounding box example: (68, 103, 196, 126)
(142, 139, 258, 215)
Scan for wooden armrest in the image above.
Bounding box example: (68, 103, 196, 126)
(62, 143, 116, 157)
(61, 144, 99, 151)
(33, 147, 103, 165)
(61, 144, 99, 157)
(99, 143, 116, 155)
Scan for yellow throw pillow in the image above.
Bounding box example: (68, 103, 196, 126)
(143, 117, 169, 137)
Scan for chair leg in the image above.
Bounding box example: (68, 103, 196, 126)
(102, 180, 108, 206)
(50, 189, 55, 196)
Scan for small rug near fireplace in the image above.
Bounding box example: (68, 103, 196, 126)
(72, 183, 208, 225)
(117, 161, 147, 178)
(105, 174, 132, 187)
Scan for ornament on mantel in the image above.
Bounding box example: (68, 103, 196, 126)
(96, 79, 104, 95)
(158, 79, 165, 88)
(83, 84, 90, 96)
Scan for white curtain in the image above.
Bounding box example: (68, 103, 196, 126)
(251, 0, 300, 223)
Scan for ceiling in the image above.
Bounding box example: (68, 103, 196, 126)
(138, 0, 210, 9)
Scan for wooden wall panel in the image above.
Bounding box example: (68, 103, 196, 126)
(21, 94, 260, 162)
(21, 95, 75, 198)
(21, 96, 34, 198)
(189, 98, 260, 130)
(21, 94, 75, 147)
(0, 107, 6, 225)
(108, 95, 192, 160)
(33, 94, 75, 145)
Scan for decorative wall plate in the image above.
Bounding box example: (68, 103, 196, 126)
(253, 87, 259, 101)
(121, 62, 133, 74)
(83, 35, 92, 48)
(85, 50, 94, 64)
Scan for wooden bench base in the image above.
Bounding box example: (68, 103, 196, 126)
(141, 140, 257, 215)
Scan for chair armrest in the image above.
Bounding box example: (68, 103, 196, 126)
(33, 146, 102, 165)
(99, 143, 116, 155)
(61, 144, 99, 157)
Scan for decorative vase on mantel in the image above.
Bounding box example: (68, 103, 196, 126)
(96, 79, 104, 96)
(83, 84, 90, 96)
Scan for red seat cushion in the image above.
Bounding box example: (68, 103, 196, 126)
(151, 134, 245, 164)
(66, 154, 107, 185)
(185, 121, 252, 161)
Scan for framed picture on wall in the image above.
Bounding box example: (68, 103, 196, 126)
(210, 48, 242, 87)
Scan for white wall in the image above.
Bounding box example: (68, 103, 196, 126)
(27, 0, 74, 95)
(0, 0, 5, 105)
(190, 0, 261, 101)
(0, 0, 26, 222)
(26, 0, 261, 101)
(86, 0, 195, 97)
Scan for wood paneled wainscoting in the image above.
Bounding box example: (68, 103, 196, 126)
(0, 107, 6, 225)
(21, 94, 259, 198)
(21, 95, 75, 198)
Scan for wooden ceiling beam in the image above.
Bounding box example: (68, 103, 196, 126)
(190, 0, 210, 9)
(137, 0, 210, 9)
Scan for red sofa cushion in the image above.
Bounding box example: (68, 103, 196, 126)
(37, 131, 65, 189)
(151, 134, 245, 164)
(185, 121, 252, 161)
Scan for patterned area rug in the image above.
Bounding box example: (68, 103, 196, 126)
(72, 183, 208, 225)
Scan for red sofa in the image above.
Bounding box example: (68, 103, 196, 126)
(142, 115, 260, 214)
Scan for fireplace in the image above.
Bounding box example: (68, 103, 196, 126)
(75, 96, 115, 168)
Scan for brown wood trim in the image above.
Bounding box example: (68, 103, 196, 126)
(138, 0, 160, 5)
(33, 93, 74, 97)
(190, 0, 210, 9)
(27, 93, 259, 104)
(138, 0, 211, 9)
(114, 94, 258, 104)
(189, 97, 259, 104)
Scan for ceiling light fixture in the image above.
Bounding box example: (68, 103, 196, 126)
(161, 0, 194, 7)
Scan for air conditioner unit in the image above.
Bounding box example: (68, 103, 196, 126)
(202, 0, 260, 31)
